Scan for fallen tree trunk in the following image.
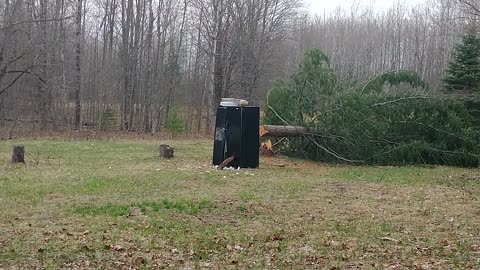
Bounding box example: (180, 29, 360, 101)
(260, 125, 308, 137)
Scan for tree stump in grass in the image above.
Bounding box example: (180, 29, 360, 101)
(12, 145, 25, 163)
(159, 144, 174, 159)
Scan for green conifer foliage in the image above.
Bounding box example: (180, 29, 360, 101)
(264, 49, 480, 167)
(362, 70, 429, 93)
(444, 30, 480, 92)
(264, 48, 341, 127)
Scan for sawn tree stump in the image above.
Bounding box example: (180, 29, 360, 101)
(159, 144, 174, 159)
(12, 145, 25, 163)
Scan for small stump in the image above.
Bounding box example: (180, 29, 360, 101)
(12, 145, 25, 163)
(159, 144, 174, 159)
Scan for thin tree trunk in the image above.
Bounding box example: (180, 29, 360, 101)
(143, 0, 154, 133)
(74, 0, 83, 130)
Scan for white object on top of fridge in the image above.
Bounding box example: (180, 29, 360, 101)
(220, 98, 248, 107)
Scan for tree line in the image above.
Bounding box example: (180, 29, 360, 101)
(0, 0, 479, 135)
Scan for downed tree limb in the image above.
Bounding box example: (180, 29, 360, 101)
(305, 136, 364, 164)
(260, 125, 308, 137)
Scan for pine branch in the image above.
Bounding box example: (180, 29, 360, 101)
(369, 96, 429, 108)
(305, 135, 364, 164)
(266, 88, 290, 126)
(361, 69, 413, 94)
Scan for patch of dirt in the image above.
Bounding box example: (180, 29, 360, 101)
(261, 156, 331, 174)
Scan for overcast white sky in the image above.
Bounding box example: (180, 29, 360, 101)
(305, 0, 425, 15)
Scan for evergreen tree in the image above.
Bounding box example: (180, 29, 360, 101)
(264, 49, 480, 167)
(264, 49, 341, 126)
(444, 28, 480, 92)
(362, 70, 429, 93)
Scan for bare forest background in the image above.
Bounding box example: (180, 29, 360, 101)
(1, 0, 479, 136)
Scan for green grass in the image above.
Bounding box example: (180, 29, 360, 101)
(0, 138, 479, 269)
(74, 198, 214, 216)
(332, 165, 480, 186)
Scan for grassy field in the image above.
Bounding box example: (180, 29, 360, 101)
(0, 139, 479, 269)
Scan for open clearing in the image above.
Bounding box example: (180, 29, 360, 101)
(0, 139, 479, 269)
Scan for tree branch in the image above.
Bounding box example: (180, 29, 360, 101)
(0, 69, 46, 97)
(0, 16, 73, 31)
(0, 71, 26, 96)
(361, 69, 414, 94)
(458, 0, 480, 16)
(305, 136, 364, 164)
(266, 88, 290, 126)
(7, 70, 46, 84)
(369, 96, 429, 108)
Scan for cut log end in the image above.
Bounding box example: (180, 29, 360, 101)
(260, 125, 308, 137)
(159, 144, 174, 159)
(12, 145, 25, 163)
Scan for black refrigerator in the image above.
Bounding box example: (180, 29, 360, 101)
(212, 106, 260, 168)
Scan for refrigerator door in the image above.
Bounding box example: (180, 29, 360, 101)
(241, 107, 260, 168)
(225, 107, 242, 168)
(213, 107, 227, 166)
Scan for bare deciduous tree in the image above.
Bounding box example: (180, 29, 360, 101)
(0, 0, 474, 137)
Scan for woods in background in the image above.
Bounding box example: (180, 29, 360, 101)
(0, 0, 479, 136)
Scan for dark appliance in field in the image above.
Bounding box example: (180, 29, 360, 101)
(213, 106, 260, 168)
